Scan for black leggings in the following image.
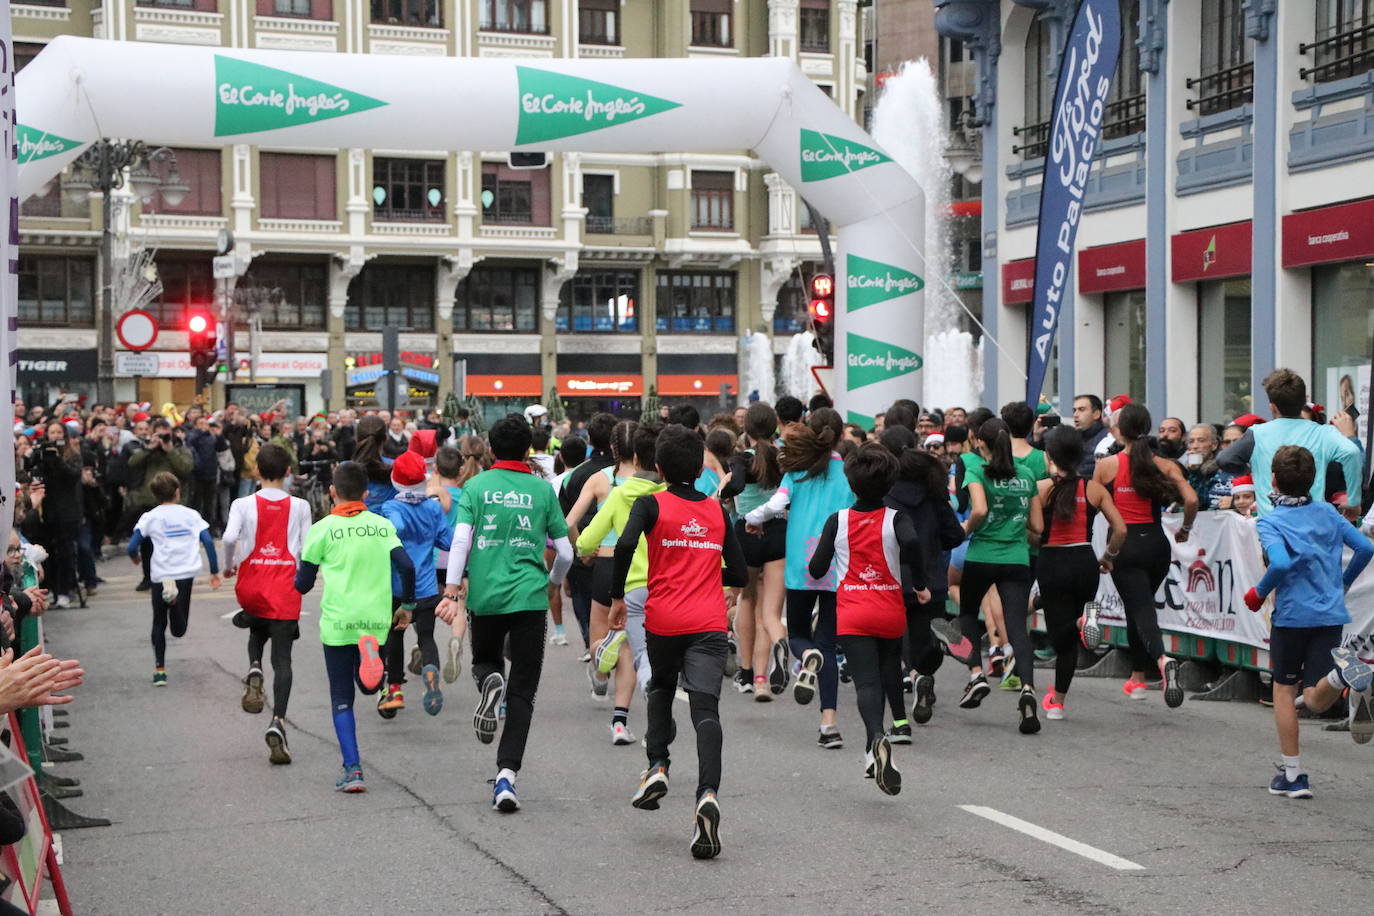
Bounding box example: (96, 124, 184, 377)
(1036, 545, 1099, 695)
(150, 578, 194, 667)
(1110, 524, 1171, 671)
(566, 563, 594, 648)
(645, 631, 728, 799)
(840, 634, 904, 749)
(785, 589, 838, 711)
(959, 561, 1033, 685)
(247, 616, 298, 718)
(890, 594, 947, 722)
(383, 594, 440, 685)
(469, 610, 546, 773)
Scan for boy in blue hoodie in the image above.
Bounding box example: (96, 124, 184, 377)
(1244, 445, 1374, 799)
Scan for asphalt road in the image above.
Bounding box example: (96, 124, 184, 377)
(38, 558, 1374, 915)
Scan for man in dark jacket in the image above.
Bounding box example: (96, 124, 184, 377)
(1071, 394, 1111, 477)
(185, 414, 221, 528)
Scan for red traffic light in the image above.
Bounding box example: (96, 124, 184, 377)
(187, 313, 209, 334)
(811, 273, 834, 298)
(809, 298, 832, 322)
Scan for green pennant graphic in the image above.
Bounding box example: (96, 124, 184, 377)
(799, 129, 892, 182)
(847, 410, 875, 429)
(515, 67, 682, 145)
(846, 333, 923, 390)
(18, 125, 80, 164)
(214, 56, 388, 137)
(846, 254, 925, 311)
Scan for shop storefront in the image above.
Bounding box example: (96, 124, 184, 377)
(656, 354, 738, 421)
(1079, 239, 1147, 404)
(1284, 197, 1374, 438)
(345, 350, 439, 413)
(1172, 221, 1253, 423)
(16, 349, 97, 410)
(557, 374, 643, 421)
(457, 353, 543, 427)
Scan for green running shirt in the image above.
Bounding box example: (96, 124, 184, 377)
(457, 467, 570, 615)
(301, 510, 399, 646)
(964, 461, 1039, 566)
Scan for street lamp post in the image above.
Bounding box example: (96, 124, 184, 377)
(62, 140, 188, 406)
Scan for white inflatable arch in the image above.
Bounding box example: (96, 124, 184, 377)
(18, 36, 925, 422)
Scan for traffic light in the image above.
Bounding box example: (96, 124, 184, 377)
(187, 309, 217, 390)
(808, 272, 835, 362)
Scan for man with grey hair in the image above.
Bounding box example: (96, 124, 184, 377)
(1183, 423, 1233, 509)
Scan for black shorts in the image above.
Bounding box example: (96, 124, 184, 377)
(646, 630, 729, 697)
(592, 555, 615, 607)
(245, 612, 300, 642)
(1270, 624, 1343, 687)
(736, 517, 786, 568)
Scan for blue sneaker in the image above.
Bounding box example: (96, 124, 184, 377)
(1268, 768, 1313, 799)
(1331, 647, 1373, 694)
(493, 776, 519, 812)
(421, 664, 444, 716)
(336, 765, 365, 793)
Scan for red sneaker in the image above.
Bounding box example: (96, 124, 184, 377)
(1041, 689, 1065, 720)
(358, 634, 384, 692)
(1122, 678, 1148, 700)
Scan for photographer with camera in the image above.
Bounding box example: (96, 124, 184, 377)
(26, 422, 83, 608)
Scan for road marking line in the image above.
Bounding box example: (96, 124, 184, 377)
(958, 805, 1144, 871)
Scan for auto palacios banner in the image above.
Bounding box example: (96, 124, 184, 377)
(1025, 0, 1122, 405)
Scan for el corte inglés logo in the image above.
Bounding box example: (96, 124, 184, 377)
(846, 333, 923, 390)
(214, 56, 388, 137)
(846, 254, 924, 311)
(515, 67, 682, 144)
(799, 129, 891, 181)
(17, 125, 78, 164)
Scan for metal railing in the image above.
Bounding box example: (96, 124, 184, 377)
(1103, 93, 1147, 139)
(585, 215, 652, 235)
(373, 207, 446, 222)
(1300, 21, 1374, 83)
(483, 210, 539, 226)
(1186, 61, 1254, 115)
(1012, 120, 1050, 160)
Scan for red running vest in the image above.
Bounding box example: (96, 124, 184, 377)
(833, 507, 905, 638)
(1112, 452, 1159, 524)
(644, 492, 729, 636)
(234, 494, 302, 621)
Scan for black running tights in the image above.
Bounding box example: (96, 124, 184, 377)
(958, 561, 1034, 686)
(1110, 525, 1171, 671)
(840, 634, 904, 749)
(383, 594, 440, 685)
(247, 619, 297, 718)
(1036, 545, 1099, 695)
(150, 578, 193, 667)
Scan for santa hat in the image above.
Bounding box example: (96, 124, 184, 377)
(924, 433, 946, 447)
(390, 450, 428, 491)
(1232, 413, 1266, 429)
(1230, 475, 1255, 494)
(132, 411, 150, 423)
(408, 429, 438, 460)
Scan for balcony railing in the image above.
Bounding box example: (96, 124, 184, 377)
(1012, 120, 1049, 160)
(374, 207, 445, 223)
(1103, 93, 1146, 139)
(1300, 20, 1374, 83)
(479, 18, 548, 34)
(1186, 61, 1254, 116)
(586, 215, 652, 235)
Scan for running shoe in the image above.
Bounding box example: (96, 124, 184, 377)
(872, 736, 901, 796)
(493, 776, 520, 812)
(1042, 690, 1065, 721)
(903, 675, 914, 694)
(265, 719, 291, 765)
(357, 634, 384, 692)
(837, 652, 851, 684)
(152, 669, 168, 687)
(377, 685, 404, 718)
(911, 675, 935, 724)
(887, 722, 913, 745)
(767, 638, 789, 695)
(241, 668, 265, 714)
(724, 634, 739, 678)
(931, 618, 979, 666)
(421, 664, 444, 716)
(958, 675, 990, 709)
(1268, 767, 1313, 799)
(1350, 691, 1374, 745)
(1162, 658, 1184, 708)
(548, 629, 568, 646)
(864, 753, 875, 779)
(753, 675, 772, 702)
(1034, 647, 1057, 661)
(816, 729, 843, 749)
(136, 579, 152, 592)
(578, 650, 592, 663)
(611, 722, 636, 746)
(1122, 678, 1149, 700)
(690, 793, 723, 859)
(474, 672, 505, 744)
(794, 648, 823, 706)
(594, 629, 627, 675)
(987, 647, 1006, 679)
(632, 765, 669, 810)
(1018, 686, 1041, 735)
(587, 660, 609, 700)
(336, 765, 365, 793)
(733, 670, 753, 694)
(1000, 674, 1023, 691)
(408, 645, 423, 677)
(1331, 646, 1374, 694)
(1080, 601, 1104, 650)
(443, 635, 463, 684)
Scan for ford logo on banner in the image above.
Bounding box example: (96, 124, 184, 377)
(1026, 0, 1122, 406)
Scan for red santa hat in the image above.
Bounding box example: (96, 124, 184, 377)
(1230, 475, 1255, 494)
(408, 428, 438, 460)
(390, 450, 428, 491)
(1232, 413, 1266, 429)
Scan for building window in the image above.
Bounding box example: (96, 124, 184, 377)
(481, 162, 551, 226)
(1104, 289, 1147, 406)
(579, 0, 618, 44)
(690, 0, 731, 47)
(656, 271, 735, 334)
(257, 0, 332, 16)
(260, 153, 336, 220)
(17, 256, 94, 327)
(455, 266, 540, 332)
(799, 0, 830, 53)
(1198, 278, 1252, 424)
(139, 0, 217, 9)
(557, 269, 639, 332)
(582, 173, 615, 232)
(1312, 261, 1374, 417)
(371, 0, 440, 25)
(691, 170, 734, 231)
(15, 42, 44, 72)
(480, 0, 547, 33)
(152, 256, 214, 329)
(239, 260, 328, 330)
(373, 157, 445, 223)
(1104, 0, 1145, 139)
(142, 148, 221, 216)
(1191, 0, 1253, 115)
(1305, 0, 1374, 83)
(1015, 12, 1053, 159)
(345, 264, 435, 331)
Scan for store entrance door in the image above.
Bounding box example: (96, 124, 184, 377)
(564, 397, 641, 423)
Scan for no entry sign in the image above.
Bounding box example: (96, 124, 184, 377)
(115, 309, 158, 351)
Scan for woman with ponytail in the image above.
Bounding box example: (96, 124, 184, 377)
(351, 415, 397, 511)
(719, 402, 790, 699)
(1093, 403, 1197, 707)
(1028, 426, 1126, 720)
(744, 407, 854, 747)
(956, 417, 1043, 734)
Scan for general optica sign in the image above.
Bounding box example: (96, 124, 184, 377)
(17, 37, 927, 419)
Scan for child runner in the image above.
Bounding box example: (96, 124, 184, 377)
(127, 472, 221, 685)
(1243, 445, 1374, 798)
(438, 417, 574, 813)
(376, 451, 452, 718)
(808, 443, 927, 795)
(221, 444, 312, 764)
(295, 461, 416, 792)
(614, 424, 747, 859)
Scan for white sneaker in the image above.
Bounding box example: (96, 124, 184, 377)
(548, 631, 568, 646)
(611, 722, 635, 746)
(55, 594, 71, 609)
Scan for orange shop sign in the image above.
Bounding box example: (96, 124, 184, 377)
(465, 374, 542, 397)
(557, 375, 643, 396)
(657, 374, 738, 397)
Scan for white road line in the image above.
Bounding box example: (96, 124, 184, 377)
(958, 805, 1144, 871)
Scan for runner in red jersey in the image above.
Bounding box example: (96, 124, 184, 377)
(609, 425, 747, 860)
(808, 443, 926, 796)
